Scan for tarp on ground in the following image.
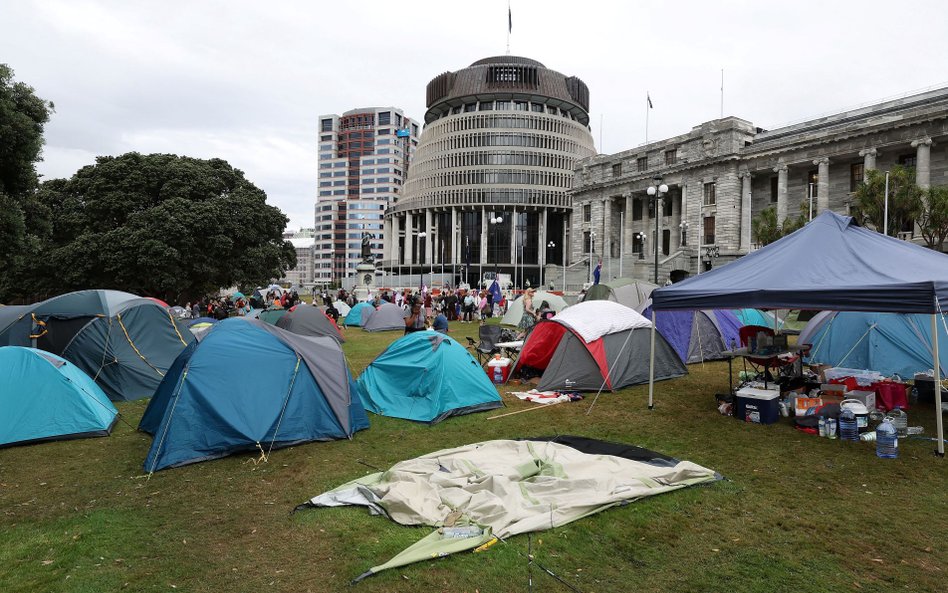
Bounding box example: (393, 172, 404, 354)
(799, 311, 948, 379)
(276, 305, 344, 342)
(500, 291, 569, 326)
(344, 302, 373, 327)
(297, 437, 718, 581)
(357, 331, 502, 423)
(0, 290, 193, 401)
(515, 301, 686, 391)
(0, 346, 118, 447)
(642, 308, 743, 364)
(140, 318, 369, 471)
(362, 302, 405, 332)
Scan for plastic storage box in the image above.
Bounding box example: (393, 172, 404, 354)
(735, 387, 781, 424)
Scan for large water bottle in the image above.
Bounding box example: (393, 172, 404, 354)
(876, 418, 898, 459)
(839, 409, 859, 442)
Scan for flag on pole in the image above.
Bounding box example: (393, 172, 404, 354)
(508, 6, 512, 33)
(489, 279, 502, 305)
(593, 258, 602, 285)
(647, 93, 653, 109)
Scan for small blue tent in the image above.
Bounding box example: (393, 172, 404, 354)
(643, 308, 742, 364)
(344, 302, 374, 327)
(0, 346, 118, 447)
(732, 308, 776, 329)
(358, 331, 503, 423)
(140, 318, 369, 471)
(799, 311, 948, 379)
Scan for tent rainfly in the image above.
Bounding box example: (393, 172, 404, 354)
(648, 211, 948, 456)
(500, 290, 568, 326)
(362, 302, 406, 332)
(276, 304, 344, 342)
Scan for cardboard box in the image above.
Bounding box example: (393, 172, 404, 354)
(844, 389, 876, 410)
(820, 384, 846, 395)
(808, 364, 832, 382)
(794, 397, 823, 417)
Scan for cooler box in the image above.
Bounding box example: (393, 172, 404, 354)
(735, 387, 781, 424)
(487, 357, 511, 384)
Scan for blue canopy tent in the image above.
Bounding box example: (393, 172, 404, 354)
(798, 311, 948, 380)
(358, 331, 502, 423)
(140, 318, 369, 471)
(1, 346, 118, 447)
(648, 211, 948, 455)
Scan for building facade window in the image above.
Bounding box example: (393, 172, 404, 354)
(662, 229, 670, 256)
(663, 191, 673, 217)
(703, 216, 715, 245)
(583, 231, 591, 253)
(664, 149, 677, 165)
(637, 156, 648, 171)
(583, 204, 591, 222)
(612, 163, 622, 178)
(632, 198, 643, 221)
(850, 163, 864, 192)
(770, 176, 779, 203)
(703, 182, 716, 206)
(898, 154, 917, 168)
(320, 119, 333, 132)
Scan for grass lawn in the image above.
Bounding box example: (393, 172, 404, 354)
(1, 321, 946, 593)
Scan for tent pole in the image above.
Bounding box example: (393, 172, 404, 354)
(933, 314, 944, 457)
(648, 309, 657, 410)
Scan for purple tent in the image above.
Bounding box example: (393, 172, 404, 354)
(642, 308, 742, 364)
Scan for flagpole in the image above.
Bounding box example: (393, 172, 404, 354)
(506, 0, 511, 55)
(720, 68, 724, 118)
(645, 92, 650, 145)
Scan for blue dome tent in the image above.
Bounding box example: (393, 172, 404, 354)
(344, 302, 374, 327)
(358, 331, 502, 423)
(140, 318, 369, 472)
(0, 346, 118, 447)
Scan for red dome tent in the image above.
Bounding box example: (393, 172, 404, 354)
(514, 301, 685, 392)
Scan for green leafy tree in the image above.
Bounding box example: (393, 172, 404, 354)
(751, 206, 806, 246)
(918, 185, 948, 251)
(851, 166, 923, 236)
(36, 153, 296, 302)
(0, 64, 54, 301)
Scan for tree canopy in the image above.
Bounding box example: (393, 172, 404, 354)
(918, 185, 948, 251)
(751, 205, 805, 247)
(851, 165, 923, 237)
(34, 153, 296, 302)
(0, 64, 54, 301)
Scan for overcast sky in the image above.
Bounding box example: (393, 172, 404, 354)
(3, 0, 947, 229)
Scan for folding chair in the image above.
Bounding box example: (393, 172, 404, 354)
(471, 325, 503, 366)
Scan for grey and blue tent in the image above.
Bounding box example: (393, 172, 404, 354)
(641, 307, 743, 364)
(140, 318, 369, 472)
(0, 290, 193, 401)
(0, 346, 118, 447)
(344, 302, 373, 327)
(357, 331, 502, 423)
(276, 305, 344, 342)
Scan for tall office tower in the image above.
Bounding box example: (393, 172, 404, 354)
(315, 107, 419, 287)
(382, 56, 596, 289)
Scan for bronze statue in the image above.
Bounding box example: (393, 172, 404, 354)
(361, 232, 374, 263)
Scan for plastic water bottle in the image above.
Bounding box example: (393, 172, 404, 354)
(876, 419, 898, 459)
(826, 418, 837, 439)
(818, 417, 826, 437)
(838, 409, 859, 442)
(442, 525, 483, 538)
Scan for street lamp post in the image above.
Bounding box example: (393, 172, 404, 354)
(489, 213, 503, 290)
(646, 176, 669, 284)
(635, 232, 646, 261)
(679, 220, 689, 247)
(588, 231, 597, 284)
(417, 231, 427, 290)
(546, 241, 556, 290)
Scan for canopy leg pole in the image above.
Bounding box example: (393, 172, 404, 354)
(933, 314, 944, 457)
(648, 309, 657, 410)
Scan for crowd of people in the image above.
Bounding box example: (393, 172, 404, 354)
(170, 287, 303, 321)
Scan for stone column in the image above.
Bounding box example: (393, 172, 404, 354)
(480, 206, 488, 264)
(424, 210, 433, 265)
(814, 157, 830, 213)
(404, 213, 414, 265)
(602, 198, 612, 259)
(450, 208, 458, 266)
(540, 209, 548, 269)
(739, 171, 752, 251)
(624, 194, 635, 256)
(774, 164, 789, 224)
(912, 137, 933, 189)
(509, 207, 517, 265)
(859, 148, 878, 181)
(382, 217, 392, 263)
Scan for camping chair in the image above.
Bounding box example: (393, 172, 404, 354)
(470, 325, 503, 366)
(739, 325, 802, 382)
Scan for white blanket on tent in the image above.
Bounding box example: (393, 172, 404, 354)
(554, 300, 652, 343)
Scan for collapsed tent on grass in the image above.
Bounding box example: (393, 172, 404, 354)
(139, 318, 369, 472)
(343, 302, 373, 327)
(357, 331, 502, 423)
(276, 305, 344, 342)
(582, 278, 658, 312)
(500, 290, 569, 325)
(0, 346, 119, 447)
(642, 308, 743, 364)
(297, 436, 719, 581)
(514, 300, 686, 391)
(362, 302, 406, 332)
(799, 311, 948, 379)
(0, 290, 193, 401)
(648, 211, 948, 454)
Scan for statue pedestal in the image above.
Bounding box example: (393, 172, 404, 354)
(352, 262, 376, 302)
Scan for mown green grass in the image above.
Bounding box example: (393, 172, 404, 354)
(1, 321, 946, 593)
